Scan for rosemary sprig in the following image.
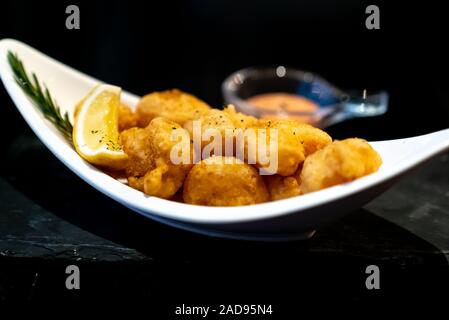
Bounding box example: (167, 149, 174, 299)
(7, 51, 73, 139)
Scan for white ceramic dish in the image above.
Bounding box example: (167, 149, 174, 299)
(1, 38, 449, 241)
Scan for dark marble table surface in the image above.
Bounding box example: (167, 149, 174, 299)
(1, 135, 449, 311)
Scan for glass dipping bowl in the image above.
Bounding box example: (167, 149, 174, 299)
(222, 66, 388, 128)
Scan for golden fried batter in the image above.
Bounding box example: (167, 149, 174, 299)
(143, 162, 191, 198)
(120, 127, 153, 177)
(136, 89, 211, 127)
(146, 117, 191, 160)
(118, 103, 138, 131)
(184, 115, 325, 176)
(248, 119, 306, 176)
(183, 156, 269, 206)
(223, 104, 259, 129)
(293, 122, 332, 156)
(300, 138, 382, 194)
(183, 108, 237, 158)
(184, 109, 235, 138)
(183, 105, 258, 138)
(120, 117, 193, 199)
(128, 175, 145, 192)
(143, 117, 194, 197)
(245, 119, 332, 176)
(264, 174, 301, 201)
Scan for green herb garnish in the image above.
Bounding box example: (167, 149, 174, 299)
(7, 51, 73, 139)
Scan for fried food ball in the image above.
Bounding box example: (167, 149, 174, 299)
(128, 164, 189, 198)
(143, 162, 191, 198)
(245, 119, 331, 176)
(247, 119, 306, 176)
(121, 117, 193, 199)
(146, 117, 193, 161)
(185, 116, 313, 176)
(293, 122, 332, 156)
(259, 119, 331, 154)
(136, 89, 211, 127)
(145, 118, 194, 198)
(223, 104, 259, 129)
(118, 103, 138, 131)
(184, 107, 318, 175)
(264, 174, 301, 201)
(300, 138, 382, 194)
(120, 127, 153, 177)
(128, 175, 145, 192)
(183, 156, 269, 206)
(184, 109, 235, 138)
(183, 108, 237, 158)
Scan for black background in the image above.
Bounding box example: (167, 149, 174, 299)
(1, 0, 449, 146)
(1, 0, 449, 313)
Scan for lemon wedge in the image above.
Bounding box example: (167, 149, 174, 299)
(73, 84, 128, 170)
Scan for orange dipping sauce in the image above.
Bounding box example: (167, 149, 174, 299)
(246, 92, 320, 124)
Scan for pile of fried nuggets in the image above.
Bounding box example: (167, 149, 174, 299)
(117, 89, 382, 206)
